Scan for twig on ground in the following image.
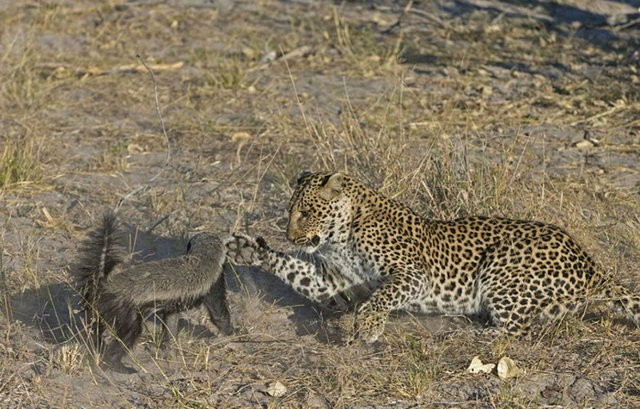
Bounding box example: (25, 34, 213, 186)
(146, 213, 172, 233)
(249, 45, 313, 72)
(35, 61, 185, 77)
(570, 102, 639, 126)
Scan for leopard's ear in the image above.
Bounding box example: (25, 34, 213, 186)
(319, 172, 344, 201)
(293, 170, 312, 187)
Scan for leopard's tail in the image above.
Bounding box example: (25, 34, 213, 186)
(69, 211, 125, 343)
(600, 283, 640, 327)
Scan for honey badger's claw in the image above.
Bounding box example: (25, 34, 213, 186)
(256, 236, 268, 249)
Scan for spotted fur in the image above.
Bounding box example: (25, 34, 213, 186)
(227, 172, 640, 343)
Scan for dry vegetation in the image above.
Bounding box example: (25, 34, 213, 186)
(1, 0, 639, 407)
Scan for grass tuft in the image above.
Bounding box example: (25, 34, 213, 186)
(0, 135, 42, 191)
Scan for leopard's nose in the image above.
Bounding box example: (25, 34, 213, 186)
(310, 235, 320, 246)
(286, 225, 296, 243)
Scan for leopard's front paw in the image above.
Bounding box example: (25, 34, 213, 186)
(350, 305, 388, 344)
(223, 232, 267, 266)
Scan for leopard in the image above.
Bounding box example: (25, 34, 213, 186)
(226, 171, 640, 343)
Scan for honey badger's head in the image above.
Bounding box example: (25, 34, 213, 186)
(186, 233, 225, 261)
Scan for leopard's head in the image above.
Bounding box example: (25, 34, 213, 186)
(286, 171, 352, 251)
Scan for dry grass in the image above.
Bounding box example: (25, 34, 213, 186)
(0, 0, 639, 408)
(0, 135, 43, 191)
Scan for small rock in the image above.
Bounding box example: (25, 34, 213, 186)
(541, 384, 562, 401)
(467, 356, 495, 374)
(497, 356, 524, 379)
(127, 143, 145, 154)
(574, 140, 595, 149)
(230, 131, 251, 143)
(569, 377, 597, 402)
(266, 381, 287, 397)
(259, 50, 277, 64)
(242, 47, 255, 59)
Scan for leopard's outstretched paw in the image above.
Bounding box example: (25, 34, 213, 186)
(224, 232, 268, 267)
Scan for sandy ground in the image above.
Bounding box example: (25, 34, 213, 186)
(1, 0, 639, 407)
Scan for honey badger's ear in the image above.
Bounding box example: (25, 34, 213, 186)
(186, 235, 198, 253)
(319, 173, 344, 201)
(293, 170, 312, 187)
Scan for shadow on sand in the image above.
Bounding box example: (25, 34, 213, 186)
(3, 224, 374, 348)
(5, 224, 189, 347)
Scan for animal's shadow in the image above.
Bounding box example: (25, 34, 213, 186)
(226, 263, 381, 343)
(227, 262, 468, 343)
(3, 224, 373, 347)
(5, 224, 191, 347)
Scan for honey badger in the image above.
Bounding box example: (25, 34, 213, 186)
(70, 212, 232, 373)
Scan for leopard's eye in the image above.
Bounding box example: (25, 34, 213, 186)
(299, 210, 310, 219)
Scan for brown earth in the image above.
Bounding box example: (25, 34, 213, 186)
(1, 0, 639, 407)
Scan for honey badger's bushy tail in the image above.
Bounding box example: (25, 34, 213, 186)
(69, 211, 125, 343)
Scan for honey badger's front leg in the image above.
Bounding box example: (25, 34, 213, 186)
(224, 233, 371, 309)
